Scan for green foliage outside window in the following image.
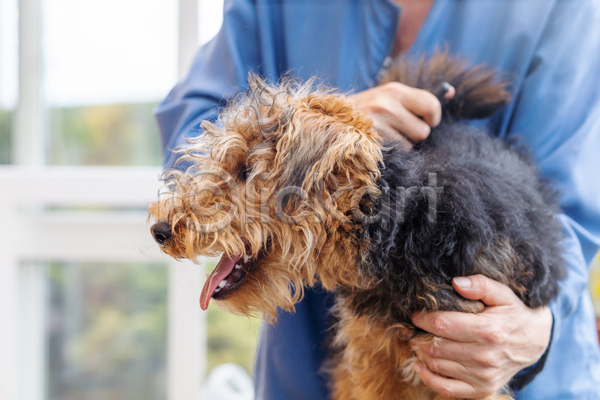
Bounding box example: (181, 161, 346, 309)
(50, 102, 163, 166)
(0, 107, 11, 164)
(47, 262, 168, 400)
(207, 305, 262, 375)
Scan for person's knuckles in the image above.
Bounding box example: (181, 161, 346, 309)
(370, 98, 401, 118)
(478, 325, 508, 345)
(380, 81, 409, 95)
(437, 384, 457, 399)
(411, 312, 455, 338)
(448, 359, 490, 384)
(474, 350, 500, 369)
(425, 357, 444, 375)
(406, 121, 431, 142)
(419, 92, 442, 126)
(398, 86, 441, 123)
(430, 313, 452, 336)
(468, 274, 491, 292)
(417, 363, 478, 399)
(471, 365, 497, 384)
(414, 349, 440, 372)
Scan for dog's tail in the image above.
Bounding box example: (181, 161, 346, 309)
(380, 51, 511, 120)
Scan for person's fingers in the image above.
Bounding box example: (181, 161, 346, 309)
(414, 348, 472, 380)
(452, 275, 518, 307)
(372, 120, 414, 149)
(371, 119, 403, 142)
(369, 98, 431, 143)
(393, 84, 443, 127)
(413, 362, 482, 399)
(410, 337, 477, 363)
(390, 104, 433, 142)
(378, 82, 442, 128)
(411, 334, 513, 368)
(411, 310, 484, 342)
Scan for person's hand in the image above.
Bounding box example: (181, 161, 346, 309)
(347, 82, 455, 145)
(410, 274, 553, 398)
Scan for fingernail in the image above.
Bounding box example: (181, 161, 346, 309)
(413, 363, 422, 373)
(433, 82, 454, 102)
(453, 276, 472, 288)
(444, 85, 456, 100)
(440, 81, 451, 93)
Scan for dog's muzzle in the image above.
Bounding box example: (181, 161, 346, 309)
(151, 222, 172, 246)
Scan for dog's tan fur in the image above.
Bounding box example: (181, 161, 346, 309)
(149, 76, 383, 320)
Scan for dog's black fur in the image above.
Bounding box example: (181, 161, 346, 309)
(342, 55, 566, 326)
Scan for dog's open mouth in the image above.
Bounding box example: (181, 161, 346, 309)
(199, 247, 266, 310)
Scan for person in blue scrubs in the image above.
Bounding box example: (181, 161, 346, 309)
(155, 1, 600, 398)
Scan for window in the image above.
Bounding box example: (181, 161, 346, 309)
(45, 262, 168, 400)
(0, 1, 258, 400)
(0, 0, 17, 164)
(43, 0, 176, 166)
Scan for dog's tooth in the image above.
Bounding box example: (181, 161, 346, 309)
(218, 280, 227, 288)
(214, 287, 221, 293)
(235, 263, 242, 269)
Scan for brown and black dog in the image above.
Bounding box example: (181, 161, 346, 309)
(149, 52, 564, 400)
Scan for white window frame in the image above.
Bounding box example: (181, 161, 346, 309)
(1, 0, 207, 399)
(0, 168, 206, 400)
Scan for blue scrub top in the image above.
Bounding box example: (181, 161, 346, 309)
(155, 1, 600, 398)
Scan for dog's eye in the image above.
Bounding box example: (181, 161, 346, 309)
(239, 164, 249, 181)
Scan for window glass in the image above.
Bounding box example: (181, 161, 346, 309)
(43, 0, 178, 166)
(46, 262, 168, 400)
(0, 0, 18, 164)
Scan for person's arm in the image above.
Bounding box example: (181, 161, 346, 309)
(410, 1, 600, 397)
(157, 0, 451, 168)
(155, 0, 262, 168)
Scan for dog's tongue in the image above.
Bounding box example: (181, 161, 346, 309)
(200, 254, 240, 310)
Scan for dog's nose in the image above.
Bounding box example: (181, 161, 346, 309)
(151, 222, 172, 246)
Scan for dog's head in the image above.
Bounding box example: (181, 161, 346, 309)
(148, 76, 382, 320)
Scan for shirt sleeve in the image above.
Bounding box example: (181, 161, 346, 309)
(154, 0, 262, 169)
(505, 0, 600, 387)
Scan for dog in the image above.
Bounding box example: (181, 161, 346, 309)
(148, 52, 565, 400)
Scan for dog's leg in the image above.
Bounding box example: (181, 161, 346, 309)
(329, 354, 358, 400)
(330, 315, 414, 400)
(331, 298, 435, 400)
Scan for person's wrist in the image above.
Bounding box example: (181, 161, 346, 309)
(530, 305, 553, 364)
(511, 307, 554, 390)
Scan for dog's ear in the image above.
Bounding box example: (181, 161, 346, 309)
(294, 94, 384, 190)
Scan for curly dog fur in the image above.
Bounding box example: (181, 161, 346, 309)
(148, 52, 565, 400)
